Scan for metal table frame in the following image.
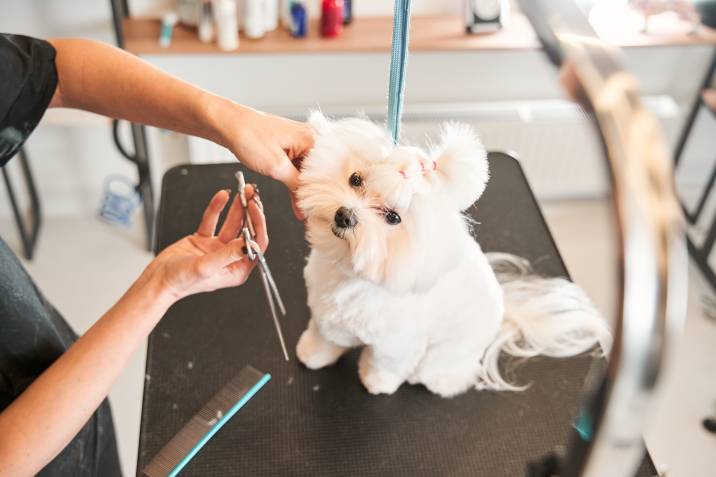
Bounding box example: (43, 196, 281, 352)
(1, 147, 42, 260)
(674, 50, 716, 290)
(109, 0, 156, 251)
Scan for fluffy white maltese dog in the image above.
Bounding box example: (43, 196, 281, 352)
(296, 112, 611, 398)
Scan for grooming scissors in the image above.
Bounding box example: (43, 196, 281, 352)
(236, 171, 289, 361)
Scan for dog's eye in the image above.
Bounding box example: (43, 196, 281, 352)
(349, 172, 363, 188)
(385, 210, 401, 225)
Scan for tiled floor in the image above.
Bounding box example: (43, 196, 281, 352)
(1, 198, 714, 477)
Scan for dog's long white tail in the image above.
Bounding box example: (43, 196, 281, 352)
(476, 253, 612, 391)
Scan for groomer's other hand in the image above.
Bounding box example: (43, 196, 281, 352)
(214, 104, 313, 219)
(141, 187, 268, 304)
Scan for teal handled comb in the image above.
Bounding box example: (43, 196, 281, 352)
(143, 366, 271, 477)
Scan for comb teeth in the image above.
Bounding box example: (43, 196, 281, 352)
(143, 366, 270, 477)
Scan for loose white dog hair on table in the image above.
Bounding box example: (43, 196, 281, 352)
(295, 111, 611, 398)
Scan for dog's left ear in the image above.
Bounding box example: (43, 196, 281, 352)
(429, 122, 489, 210)
(308, 110, 332, 134)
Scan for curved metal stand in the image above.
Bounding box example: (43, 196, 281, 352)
(111, 119, 155, 250)
(1, 148, 42, 260)
(520, 1, 688, 476)
(109, 0, 155, 251)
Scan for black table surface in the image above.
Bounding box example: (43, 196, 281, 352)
(137, 152, 656, 476)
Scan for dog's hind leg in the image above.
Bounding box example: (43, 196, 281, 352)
(296, 318, 350, 369)
(409, 343, 484, 398)
(358, 339, 426, 395)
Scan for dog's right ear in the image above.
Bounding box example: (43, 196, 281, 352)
(308, 110, 332, 134)
(429, 122, 489, 211)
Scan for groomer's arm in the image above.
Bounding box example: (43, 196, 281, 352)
(0, 188, 266, 477)
(48, 38, 312, 190)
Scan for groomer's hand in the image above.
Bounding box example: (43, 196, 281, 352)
(141, 187, 268, 304)
(216, 104, 314, 219)
(0, 188, 268, 477)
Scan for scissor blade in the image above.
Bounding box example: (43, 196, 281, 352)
(255, 252, 287, 316)
(242, 228, 255, 261)
(258, 269, 290, 361)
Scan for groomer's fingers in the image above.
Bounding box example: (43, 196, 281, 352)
(224, 254, 256, 279)
(196, 238, 246, 278)
(216, 195, 243, 243)
(196, 190, 231, 237)
(248, 197, 269, 251)
(217, 185, 254, 243)
(289, 191, 304, 220)
(220, 238, 258, 285)
(283, 122, 314, 162)
(271, 150, 300, 191)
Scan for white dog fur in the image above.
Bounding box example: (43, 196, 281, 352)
(295, 112, 611, 397)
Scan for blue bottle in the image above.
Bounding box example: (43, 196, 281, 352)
(291, 2, 308, 38)
(343, 0, 352, 25)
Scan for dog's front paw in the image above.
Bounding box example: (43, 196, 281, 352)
(296, 329, 345, 370)
(358, 354, 403, 395)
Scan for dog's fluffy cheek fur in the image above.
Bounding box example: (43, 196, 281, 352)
(379, 228, 417, 292)
(304, 216, 348, 262)
(379, 196, 469, 293)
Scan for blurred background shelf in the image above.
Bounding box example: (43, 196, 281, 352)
(122, 13, 716, 56)
(123, 14, 538, 54)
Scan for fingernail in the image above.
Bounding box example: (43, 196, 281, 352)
(250, 184, 260, 195)
(253, 196, 263, 210)
(224, 188, 232, 195)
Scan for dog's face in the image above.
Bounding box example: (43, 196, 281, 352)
(298, 112, 489, 292)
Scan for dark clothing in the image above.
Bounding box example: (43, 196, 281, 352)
(0, 238, 122, 477)
(1, 34, 122, 476)
(0, 34, 57, 166)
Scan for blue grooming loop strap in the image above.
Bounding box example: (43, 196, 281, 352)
(387, 0, 412, 144)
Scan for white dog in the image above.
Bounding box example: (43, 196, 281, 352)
(295, 112, 611, 397)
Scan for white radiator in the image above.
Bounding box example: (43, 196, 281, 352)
(187, 96, 681, 200)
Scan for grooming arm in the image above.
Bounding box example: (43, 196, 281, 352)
(519, 1, 688, 476)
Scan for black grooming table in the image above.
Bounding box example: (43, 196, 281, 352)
(137, 153, 657, 476)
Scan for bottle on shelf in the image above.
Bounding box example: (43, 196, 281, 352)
(198, 0, 214, 43)
(216, 0, 240, 50)
(321, 0, 344, 38)
(280, 0, 293, 29)
(264, 0, 279, 31)
(159, 11, 179, 48)
(244, 0, 267, 39)
(343, 0, 352, 25)
(290, 1, 308, 38)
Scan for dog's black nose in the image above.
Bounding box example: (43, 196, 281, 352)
(334, 207, 357, 229)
